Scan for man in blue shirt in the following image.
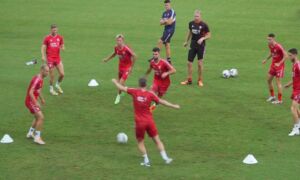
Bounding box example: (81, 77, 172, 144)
(158, 0, 176, 64)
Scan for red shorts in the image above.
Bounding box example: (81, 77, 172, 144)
(151, 80, 170, 97)
(47, 59, 61, 69)
(291, 91, 300, 104)
(25, 101, 41, 114)
(135, 121, 158, 141)
(268, 67, 284, 78)
(118, 69, 130, 81)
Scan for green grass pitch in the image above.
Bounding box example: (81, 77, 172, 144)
(1, 0, 300, 179)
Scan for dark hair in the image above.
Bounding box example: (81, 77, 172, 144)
(50, 24, 57, 29)
(268, 33, 275, 38)
(288, 48, 298, 55)
(139, 78, 147, 88)
(152, 47, 160, 52)
(164, 0, 171, 3)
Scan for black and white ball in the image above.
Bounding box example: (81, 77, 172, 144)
(222, 70, 231, 78)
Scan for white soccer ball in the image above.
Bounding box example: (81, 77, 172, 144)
(117, 132, 128, 144)
(229, 68, 238, 77)
(222, 70, 231, 78)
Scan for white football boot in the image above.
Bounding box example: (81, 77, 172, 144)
(26, 132, 34, 139)
(114, 94, 121, 104)
(165, 158, 173, 164)
(34, 137, 46, 145)
(140, 162, 151, 167)
(50, 88, 58, 96)
(55, 84, 63, 94)
(272, 100, 283, 105)
(266, 96, 276, 102)
(288, 127, 300, 136)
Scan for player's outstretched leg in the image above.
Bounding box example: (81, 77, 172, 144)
(137, 140, 151, 167)
(289, 101, 300, 136)
(55, 63, 64, 94)
(33, 111, 46, 145)
(49, 67, 58, 96)
(266, 75, 275, 102)
(152, 135, 173, 164)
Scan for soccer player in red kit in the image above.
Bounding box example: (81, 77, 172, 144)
(41, 24, 65, 96)
(112, 78, 180, 167)
(145, 47, 176, 111)
(284, 48, 300, 136)
(25, 65, 49, 145)
(103, 34, 137, 104)
(262, 33, 287, 104)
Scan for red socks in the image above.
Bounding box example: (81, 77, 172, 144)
(270, 89, 275, 97)
(269, 89, 282, 101)
(278, 93, 282, 101)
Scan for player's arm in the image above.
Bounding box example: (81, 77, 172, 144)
(262, 53, 272, 64)
(103, 52, 116, 63)
(160, 18, 167, 25)
(183, 30, 192, 47)
(41, 44, 47, 64)
(162, 10, 175, 25)
(144, 66, 152, 78)
(39, 93, 45, 105)
(112, 79, 128, 92)
(164, 17, 175, 25)
(198, 32, 211, 45)
(129, 52, 137, 72)
(162, 64, 176, 79)
(275, 50, 288, 67)
(284, 80, 293, 88)
(158, 98, 180, 109)
(61, 44, 65, 51)
(160, 14, 167, 25)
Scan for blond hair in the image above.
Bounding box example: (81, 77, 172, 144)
(115, 34, 124, 39)
(194, 9, 201, 15)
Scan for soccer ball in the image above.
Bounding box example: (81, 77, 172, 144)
(222, 70, 230, 78)
(229, 68, 238, 77)
(117, 132, 128, 144)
